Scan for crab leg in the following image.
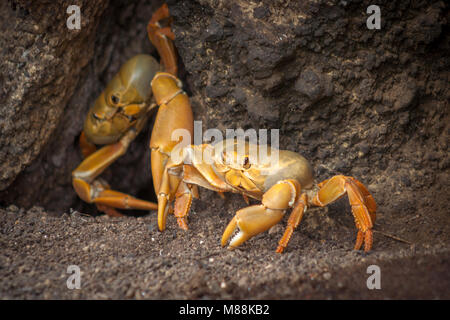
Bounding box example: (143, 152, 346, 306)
(155, 159, 194, 231)
(173, 180, 194, 230)
(221, 179, 301, 250)
(276, 193, 308, 253)
(72, 130, 158, 216)
(147, 3, 177, 75)
(155, 160, 215, 231)
(79, 131, 97, 158)
(156, 144, 239, 231)
(352, 178, 377, 224)
(150, 73, 194, 230)
(311, 175, 376, 252)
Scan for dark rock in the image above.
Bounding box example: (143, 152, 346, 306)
(231, 87, 247, 104)
(246, 93, 278, 122)
(295, 68, 333, 103)
(205, 18, 223, 42)
(253, 6, 270, 19)
(0, 0, 109, 190)
(205, 84, 229, 98)
(383, 79, 417, 111)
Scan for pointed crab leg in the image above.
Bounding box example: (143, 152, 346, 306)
(156, 154, 228, 231)
(352, 178, 377, 224)
(147, 3, 177, 75)
(147, 5, 197, 230)
(173, 180, 194, 230)
(221, 179, 301, 250)
(72, 131, 158, 216)
(150, 73, 194, 230)
(276, 193, 308, 253)
(311, 175, 376, 252)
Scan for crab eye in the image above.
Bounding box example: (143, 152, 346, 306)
(111, 94, 120, 105)
(243, 156, 251, 169)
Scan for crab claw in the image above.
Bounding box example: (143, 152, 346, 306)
(221, 205, 284, 249)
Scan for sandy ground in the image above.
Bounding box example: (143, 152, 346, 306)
(1, 185, 449, 299)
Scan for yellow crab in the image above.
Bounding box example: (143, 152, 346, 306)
(156, 139, 377, 253)
(72, 4, 194, 217)
(71, 4, 376, 254)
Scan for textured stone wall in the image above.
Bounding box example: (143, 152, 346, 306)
(0, 0, 109, 190)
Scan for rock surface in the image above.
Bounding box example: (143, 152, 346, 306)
(0, 0, 109, 190)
